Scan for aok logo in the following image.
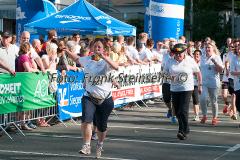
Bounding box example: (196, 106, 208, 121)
(58, 88, 69, 106)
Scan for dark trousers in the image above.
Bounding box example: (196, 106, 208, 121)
(235, 90, 240, 113)
(172, 91, 193, 135)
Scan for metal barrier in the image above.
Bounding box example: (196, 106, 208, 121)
(0, 106, 58, 140)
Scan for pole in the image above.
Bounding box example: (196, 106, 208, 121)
(232, 0, 235, 38)
(148, 0, 153, 39)
(190, 0, 193, 40)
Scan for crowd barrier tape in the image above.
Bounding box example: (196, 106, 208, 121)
(0, 63, 163, 123)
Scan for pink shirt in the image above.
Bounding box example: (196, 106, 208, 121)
(17, 54, 33, 72)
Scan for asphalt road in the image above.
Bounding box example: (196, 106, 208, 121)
(0, 100, 239, 160)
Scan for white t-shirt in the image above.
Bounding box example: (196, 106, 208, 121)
(226, 51, 235, 79)
(126, 45, 140, 60)
(79, 56, 113, 99)
(200, 54, 223, 88)
(161, 51, 173, 84)
(230, 55, 240, 91)
(0, 44, 19, 73)
(164, 55, 200, 92)
(140, 48, 154, 61)
(193, 61, 200, 86)
(152, 49, 164, 63)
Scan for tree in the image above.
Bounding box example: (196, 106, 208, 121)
(185, 0, 239, 47)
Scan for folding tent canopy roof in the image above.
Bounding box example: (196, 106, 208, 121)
(24, 0, 136, 36)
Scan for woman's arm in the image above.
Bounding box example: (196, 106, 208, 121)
(64, 48, 80, 64)
(211, 58, 223, 73)
(101, 55, 119, 70)
(23, 62, 39, 72)
(231, 71, 240, 76)
(196, 71, 202, 94)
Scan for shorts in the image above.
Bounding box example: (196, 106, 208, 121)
(81, 96, 114, 132)
(192, 86, 199, 105)
(162, 83, 171, 103)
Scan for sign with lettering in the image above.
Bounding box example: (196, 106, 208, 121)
(0, 72, 56, 114)
(57, 71, 85, 121)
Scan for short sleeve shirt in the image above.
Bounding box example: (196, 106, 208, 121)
(17, 54, 33, 72)
(200, 54, 223, 88)
(230, 55, 240, 91)
(78, 56, 113, 99)
(164, 55, 200, 92)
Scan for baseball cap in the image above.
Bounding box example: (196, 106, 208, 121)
(2, 32, 12, 38)
(172, 43, 187, 54)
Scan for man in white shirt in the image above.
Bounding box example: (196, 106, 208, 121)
(0, 32, 18, 73)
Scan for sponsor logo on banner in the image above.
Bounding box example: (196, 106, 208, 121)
(55, 15, 91, 24)
(112, 88, 135, 101)
(58, 88, 69, 106)
(140, 84, 160, 96)
(146, 2, 184, 19)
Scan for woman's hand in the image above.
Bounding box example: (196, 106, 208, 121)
(198, 85, 202, 94)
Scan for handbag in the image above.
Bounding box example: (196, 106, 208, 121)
(87, 91, 111, 105)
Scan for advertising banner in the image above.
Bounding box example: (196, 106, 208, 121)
(0, 72, 56, 114)
(144, 0, 185, 41)
(16, 0, 57, 42)
(112, 64, 162, 107)
(57, 71, 85, 121)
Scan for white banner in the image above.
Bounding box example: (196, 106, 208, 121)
(112, 64, 163, 107)
(146, 2, 184, 19)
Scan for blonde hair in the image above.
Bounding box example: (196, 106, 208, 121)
(113, 42, 121, 53)
(207, 40, 220, 55)
(46, 42, 58, 56)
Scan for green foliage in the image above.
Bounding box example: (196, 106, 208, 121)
(185, 0, 236, 47)
(127, 18, 144, 36)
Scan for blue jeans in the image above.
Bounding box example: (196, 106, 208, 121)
(200, 86, 219, 118)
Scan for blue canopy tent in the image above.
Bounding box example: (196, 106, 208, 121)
(24, 0, 136, 36)
(16, 0, 57, 42)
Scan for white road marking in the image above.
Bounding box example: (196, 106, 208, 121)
(0, 149, 137, 160)
(27, 133, 231, 149)
(227, 144, 240, 152)
(109, 125, 240, 135)
(213, 152, 230, 160)
(213, 144, 240, 160)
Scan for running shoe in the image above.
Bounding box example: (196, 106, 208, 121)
(200, 116, 207, 124)
(193, 115, 200, 121)
(231, 114, 238, 120)
(171, 116, 177, 123)
(79, 144, 91, 155)
(91, 132, 97, 140)
(212, 118, 219, 126)
(177, 132, 187, 140)
(96, 143, 103, 159)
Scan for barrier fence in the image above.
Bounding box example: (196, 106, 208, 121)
(0, 64, 163, 139)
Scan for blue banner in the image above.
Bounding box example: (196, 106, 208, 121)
(144, 0, 185, 41)
(16, 0, 57, 43)
(57, 71, 85, 121)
